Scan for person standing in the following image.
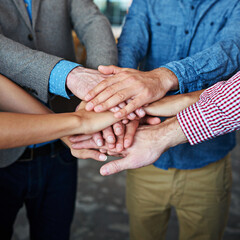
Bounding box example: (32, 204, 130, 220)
(0, 1, 117, 239)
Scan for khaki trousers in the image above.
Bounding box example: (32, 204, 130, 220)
(126, 155, 232, 240)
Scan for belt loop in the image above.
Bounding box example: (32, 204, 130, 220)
(19, 148, 34, 162)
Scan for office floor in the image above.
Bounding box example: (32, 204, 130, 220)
(13, 133, 240, 240)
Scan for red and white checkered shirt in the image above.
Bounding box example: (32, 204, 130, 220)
(177, 71, 240, 145)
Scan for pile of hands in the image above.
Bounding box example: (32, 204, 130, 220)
(66, 65, 190, 176)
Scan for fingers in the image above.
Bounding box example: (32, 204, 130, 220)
(146, 117, 161, 125)
(87, 82, 132, 112)
(98, 65, 122, 75)
(100, 157, 130, 176)
(71, 149, 107, 162)
(71, 138, 98, 149)
(113, 122, 124, 136)
(114, 97, 145, 119)
(102, 126, 116, 145)
(124, 120, 139, 148)
(92, 132, 104, 147)
(85, 73, 124, 104)
(115, 131, 125, 152)
(69, 134, 92, 143)
(140, 116, 161, 125)
(135, 107, 146, 118)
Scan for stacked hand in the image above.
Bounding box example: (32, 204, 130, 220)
(67, 65, 201, 175)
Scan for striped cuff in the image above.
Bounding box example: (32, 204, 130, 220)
(177, 102, 214, 145)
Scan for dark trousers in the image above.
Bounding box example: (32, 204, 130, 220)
(0, 145, 77, 240)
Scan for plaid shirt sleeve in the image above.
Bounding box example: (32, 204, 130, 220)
(177, 71, 240, 145)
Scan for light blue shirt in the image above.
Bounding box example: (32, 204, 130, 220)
(118, 0, 240, 170)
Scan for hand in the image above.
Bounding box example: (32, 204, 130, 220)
(69, 119, 140, 151)
(66, 66, 111, 100)
(61, 136, 108, 161)
(85, 65, 179, 118)
(74, 101, 125, 148)
(73, 101, 119, 135)
(145, 90, 204, 117)
(99, 117, 187, 176)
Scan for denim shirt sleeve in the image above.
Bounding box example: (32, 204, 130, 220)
(162, 4, 240, 94)
(117, 0, 149, 69)
(49, 60, 80, 98)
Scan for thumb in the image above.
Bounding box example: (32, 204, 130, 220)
(140, 116, 161, 125)
(98, 65, 122, 75)
(100, 156, 131, 176)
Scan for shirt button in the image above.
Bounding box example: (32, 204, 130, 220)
(185, 30, 189, 35)
(28, 34, 33, 41)
(210, 22, 214, 26)
(191, 5, 195, 10)
(156, 22, 161, 26)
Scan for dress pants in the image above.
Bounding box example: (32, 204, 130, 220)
(0, 144, 77, 240)
(126, 155, 232, 240)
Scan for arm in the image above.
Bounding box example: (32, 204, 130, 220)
(144, 90, 204, 117)
(0, 75, 118, 149)
(163, 4, 240, 94)
(0, 34, 61, 103)
(70, 0, 117, 69)
(100, 71, 240, 175)
(177, 71, 240, 145)
(117, 0, 149, 69)
(84, 3, 240, 117)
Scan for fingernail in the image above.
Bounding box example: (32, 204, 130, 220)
(129, 113, 136, 119)
(99, 154, 107, 161)
(124, 140, 130, 148)
(115, 112, 122, 118)
(86, 102, 94, 111)
(139, 109, 145, 117)
(101, 167, 108, 176)
(116, 144, 122, 151)
(107, 136, 115, 143)
(94, 105, 103, 112)
(85, 94, 91, 101)
(97, 139, 103, 147)
(115, 127, 122, 135)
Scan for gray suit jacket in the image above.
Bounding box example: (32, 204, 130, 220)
(0, 0, 118, 167)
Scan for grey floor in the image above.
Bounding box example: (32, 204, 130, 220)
(13, 133, 240, 240)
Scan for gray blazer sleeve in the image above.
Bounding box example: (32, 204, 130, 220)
(70, 0, 118, 69)
(0, 34, 62, 103)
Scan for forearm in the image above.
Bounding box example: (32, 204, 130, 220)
(0, 34, 61, 102)
(177, 71, 240, 145)
(0, 74, 50, 114)
(0, 112, 80, 149)
(144, 90, 203, 117)
(163, 39, 240, 94)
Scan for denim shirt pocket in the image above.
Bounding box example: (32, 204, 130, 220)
(149, 20, 178, 64)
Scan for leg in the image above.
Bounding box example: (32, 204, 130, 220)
(0, 162, 26, 239)
(25, 148, 77, 240)
(126, 165, 175, 240)
(175, 155, 232, 240)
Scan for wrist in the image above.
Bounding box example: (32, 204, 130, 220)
(66, 66, 84, 94)
(59, 112, 84, 136)
(156, 117, 187, 149)
(154, 67, 179, 92)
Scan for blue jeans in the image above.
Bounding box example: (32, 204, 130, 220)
(0, 144, 77, 240)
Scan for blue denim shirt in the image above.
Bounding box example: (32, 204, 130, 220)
(118, 0, 240, 170)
